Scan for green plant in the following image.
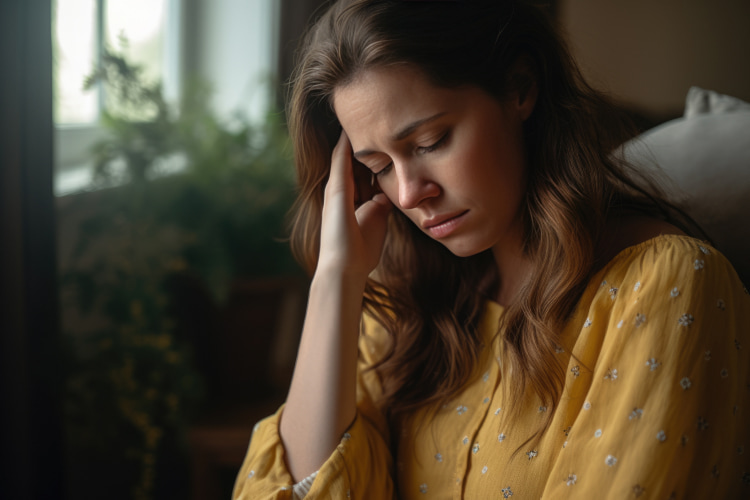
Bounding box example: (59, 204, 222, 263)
(62, 47, 299, 499)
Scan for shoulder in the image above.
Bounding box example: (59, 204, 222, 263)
(575, 233, 749, 348)
(602, 233, 743, 295)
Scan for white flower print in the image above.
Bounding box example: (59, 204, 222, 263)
(617, 320, 624, 329)
(680, 377, 692, 390)
(670, 287, 679, 298)
(721, 368, 729, 378)
(563, 440, 568, 448)
(456, 405, 468, 415)
(634, 313, 646, 327)
(498, 433, 507, 442)
(694, 259, 704, 270)
(248, 470, 255, 478)
(656, 430, 667, 442)
(342, 432, 351, 441)
(604, 368, 618, 380)
(494, 407, 502, 415)
(571, 365, 581, 377)
(594, 429, 602, 438)
(483, 397, 490, 404)
(555, 345, 565, 354)
(435, 453, 443, 462)
(472, 443, 480, 454)
(645, 358, 661, 371)
(629, 408, 644, 420)
(583, 401, 591, 410)
(678, 314, 694, 327)
(481, 466, 488, 474)
(583, 318, 592, 328)
(566, 474, 577, 486)
(420, 483, 428, 494)
(634, 281, 641, 292)
(609, 287, 618, 300)
(538, 406, 548, 413)
(526, 449, 538, 460)
(502, 486, 514, 498)
(605, 455, 618, 467)
(482, 371, 490, 382)
(601, 280, 607, 287)
(699, 245, 711, 255)
(463, 436, 469, 445)
(697, 417, 709, 431)
(717, 299, 726, 311)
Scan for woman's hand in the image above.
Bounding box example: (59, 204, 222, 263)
(280, 131, 391, 480)
(317, 131, 392, 278)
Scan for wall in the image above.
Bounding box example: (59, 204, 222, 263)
(560, 0, 750, 118)
(184, 0, 279, 123)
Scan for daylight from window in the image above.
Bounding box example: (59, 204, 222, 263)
(54, 0, 167, 125)
(54, 0, 97, 124)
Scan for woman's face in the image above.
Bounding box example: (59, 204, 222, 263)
(333, 65, 535, 258)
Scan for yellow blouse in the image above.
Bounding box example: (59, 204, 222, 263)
(234, 235, 750, 499)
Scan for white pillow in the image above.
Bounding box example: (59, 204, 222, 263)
(622, 87, 750, 284)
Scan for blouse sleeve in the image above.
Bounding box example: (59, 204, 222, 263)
(232, 313, 396, 500)
(545, 238, 750, 499)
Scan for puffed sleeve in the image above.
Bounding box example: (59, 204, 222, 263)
(232, 312, 395, 499)
(545, 237, 750, 499)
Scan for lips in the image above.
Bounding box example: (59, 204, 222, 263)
(422, 210, 469, 239)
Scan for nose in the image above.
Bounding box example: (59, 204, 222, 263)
(395, 161, 440, 209)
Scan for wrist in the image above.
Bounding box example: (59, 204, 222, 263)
(312, 261, 370, 290)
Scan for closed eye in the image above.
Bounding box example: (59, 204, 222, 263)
(375, 162, 393, 177)
(416, 132, 450, 154)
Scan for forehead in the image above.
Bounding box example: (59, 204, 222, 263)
(332, 65, 465, 145)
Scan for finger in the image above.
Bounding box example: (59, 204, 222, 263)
(325, 130, 354, 199)
(355, 193, 392, 243)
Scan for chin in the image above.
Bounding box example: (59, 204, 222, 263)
(440, 239, 489, 258)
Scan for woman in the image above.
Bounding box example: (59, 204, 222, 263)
(234, 1, 750, 498)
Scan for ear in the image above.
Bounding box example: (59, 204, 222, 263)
(508, 54, 538, 122)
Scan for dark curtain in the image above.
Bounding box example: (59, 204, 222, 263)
(0, 1, 63, 499)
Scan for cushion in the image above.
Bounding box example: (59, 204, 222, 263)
(621, 87, 750, 285)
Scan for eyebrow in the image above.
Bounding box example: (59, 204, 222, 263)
(352, 111, 447, 160)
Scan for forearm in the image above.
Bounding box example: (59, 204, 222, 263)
(279, 267, 367, 481)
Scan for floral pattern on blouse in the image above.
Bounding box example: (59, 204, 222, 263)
(233, 236, 750, 500)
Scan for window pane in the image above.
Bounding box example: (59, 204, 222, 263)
(105, 0, 167, 120)
(54, 0, 98, 124)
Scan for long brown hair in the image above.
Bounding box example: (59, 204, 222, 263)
(286, 0, 700, 442)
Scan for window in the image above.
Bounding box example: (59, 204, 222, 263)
(53, 0, 182, 194)
(53, 0, 280, 196)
